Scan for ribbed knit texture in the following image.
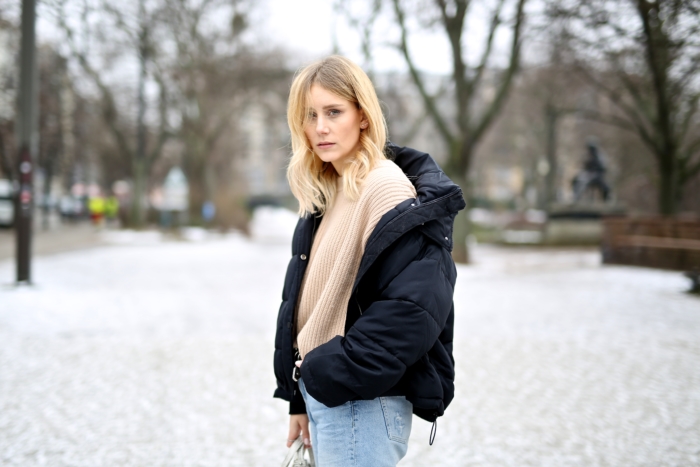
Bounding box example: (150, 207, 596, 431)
(295, 159, 417, 358)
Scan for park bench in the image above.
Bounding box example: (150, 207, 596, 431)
(613, 235, 700, 251)
(601, 218, 700, 289)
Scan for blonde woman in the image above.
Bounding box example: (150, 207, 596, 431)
(273, 55, 465, 466)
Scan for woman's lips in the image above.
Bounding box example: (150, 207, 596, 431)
(317, 142, 335, 149)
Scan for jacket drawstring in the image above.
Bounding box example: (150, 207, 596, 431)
(429, 419, 437, 445)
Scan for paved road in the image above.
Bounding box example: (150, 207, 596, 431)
(0, 236, 698, 466)
(0, 222, 105, 263)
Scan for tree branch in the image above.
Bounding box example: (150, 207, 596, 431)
(680, 149, 700, 183)
(395, 82, 450, 145)
(335, 0, 383, 73)
(683, 136, 700, 166)
(470, 0, 526, 145)
(616, 67, 655, 128)
(636, 0, 673, 149)
(397, 111, 430, 146)
(55, 5, 133, 163)
(468, 0, 506, 97)
(678, 92, 700, 147)
(436, 0, 470, 130)
(147, 68, 172, 166)
(574, 62, 658, 151)
(392, 0, 454, 145)
(205, 108, 238, 156)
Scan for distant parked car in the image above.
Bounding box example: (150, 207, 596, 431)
(59, 195, 87, 220)
(0, 179, 14, 228)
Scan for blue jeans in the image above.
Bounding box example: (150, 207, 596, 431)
(298, 378, 412, 466)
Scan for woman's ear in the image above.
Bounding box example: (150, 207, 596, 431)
(359, 109, 368, 130)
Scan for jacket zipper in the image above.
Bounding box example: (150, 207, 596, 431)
(291, 214, 319, 357)
(356, 298, 363, 316)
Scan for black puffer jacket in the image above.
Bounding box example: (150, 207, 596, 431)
(273, 144, 465, 422)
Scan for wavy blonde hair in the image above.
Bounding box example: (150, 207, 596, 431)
(287, 55, 388, 216)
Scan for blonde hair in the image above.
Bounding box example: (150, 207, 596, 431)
(287, 55, 388, 216)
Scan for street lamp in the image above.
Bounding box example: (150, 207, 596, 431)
(15, 0, 37, 284)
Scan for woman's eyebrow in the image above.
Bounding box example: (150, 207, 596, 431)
(306, 103, 346, 113)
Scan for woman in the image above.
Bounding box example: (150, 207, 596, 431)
(273, 55, 465, 466)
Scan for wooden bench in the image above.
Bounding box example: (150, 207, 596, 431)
(602, 218, 700, 271)
(614, 235, 700, 251)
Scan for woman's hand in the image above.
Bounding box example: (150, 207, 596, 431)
(287, 414, 311, 448)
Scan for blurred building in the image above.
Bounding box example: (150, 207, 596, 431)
(239, 95, 290, 198)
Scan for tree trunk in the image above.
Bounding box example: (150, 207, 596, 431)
(0, 130, 13, 181)
(42, 154, 53, 230)
(132, 4, 148, 228)
(544, 105, 558, 209)
(449, 140, 474, 264)
(451, 192, 470, 264)
(658, 151, 679, 216)
(130, 158, 146, 227)
(182, 133, 206, 225)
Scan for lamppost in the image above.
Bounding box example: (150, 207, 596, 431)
(15, 0, 37, 284)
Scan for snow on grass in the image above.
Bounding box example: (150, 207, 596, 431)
(1, 238, 699, 466)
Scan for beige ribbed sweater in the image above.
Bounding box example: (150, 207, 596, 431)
(295, 159, 417, 358)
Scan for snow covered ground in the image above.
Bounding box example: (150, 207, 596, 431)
(0, 233, 699, 466)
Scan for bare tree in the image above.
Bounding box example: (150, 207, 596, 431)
(52, 0, 170, 226)
(0, 128, 11, 180)
(334, 0, 384, 78)
(334, 0, 444, 148)
(157, 0, 245, 220)
(36, 48, 69, 229)
(550, 0, 700, 215)
(156, 0, 290, 222)
(392, 0, 527, 262)
(0, 16, 17, 181)
(48, 0, 292, 227)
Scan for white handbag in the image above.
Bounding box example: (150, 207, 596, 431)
(281, 437, 315, 467)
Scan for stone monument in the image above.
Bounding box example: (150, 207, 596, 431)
(544, 137, 625, 245)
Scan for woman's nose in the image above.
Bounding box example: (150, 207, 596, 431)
(316, 117, 329, 134)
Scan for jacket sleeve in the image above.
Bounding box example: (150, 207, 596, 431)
(274, 381, 307, 415)
(289, 382, 307, 415)
(300, 237, 455, 407)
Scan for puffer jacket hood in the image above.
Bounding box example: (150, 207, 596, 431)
(372, 142, 464, 250)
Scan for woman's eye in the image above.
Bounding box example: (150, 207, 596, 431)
(307, 112, 317, 120)
(328, 109, 341, 117)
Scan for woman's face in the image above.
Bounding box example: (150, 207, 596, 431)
(304, 84, 367, 175)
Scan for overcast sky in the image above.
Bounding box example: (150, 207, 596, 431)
(258, 0, 516, 75)
(17, 0, 524, 77)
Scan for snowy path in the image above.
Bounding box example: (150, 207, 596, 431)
(1, 236, 698, 466)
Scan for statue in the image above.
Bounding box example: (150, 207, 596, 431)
(572, 138, 610, 202)
(541, 138, 624, 246)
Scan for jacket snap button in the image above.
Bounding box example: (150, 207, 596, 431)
(444, 237, 449, 241)
(300, 254, 307, 260)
